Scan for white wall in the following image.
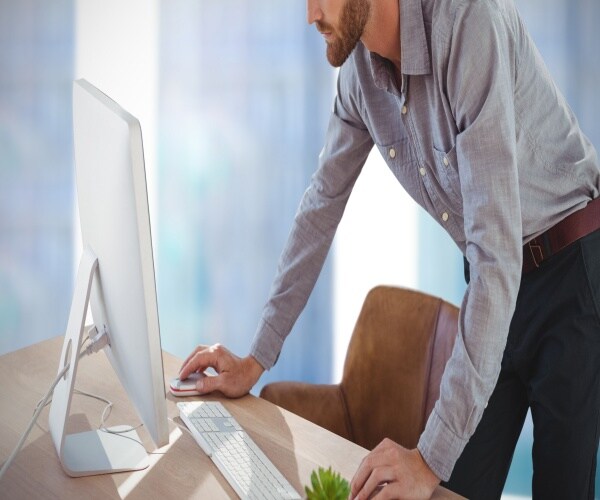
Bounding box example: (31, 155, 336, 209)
(332, 147, 419, 381)
(74, 0, 160, 270)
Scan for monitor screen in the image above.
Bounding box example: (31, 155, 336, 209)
(49, 80, 169, 476)
(72, 79, 169, 448)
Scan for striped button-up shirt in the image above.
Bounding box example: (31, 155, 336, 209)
(250, 0, 600, 480)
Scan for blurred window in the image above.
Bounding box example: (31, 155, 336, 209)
(156, 1, 336, 389)
(0, 0, 74, 355)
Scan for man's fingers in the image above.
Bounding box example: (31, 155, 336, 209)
(350, 455, 377, 497)
(369, 481, 398, 500)
(355, 467, 392, 500)
(179, 344, 209, 373)
(350, 445, 394, 497)
(179, 348, 220, 379)
(196, 373, 221, 394)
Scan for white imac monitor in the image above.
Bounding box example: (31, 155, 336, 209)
(48, 79, 169, 476)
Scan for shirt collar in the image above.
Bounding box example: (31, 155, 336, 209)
(400, 0, 431, 75)
(368, 0, 431, 89)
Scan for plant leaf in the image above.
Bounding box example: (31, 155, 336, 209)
(305, 466, 351, 500)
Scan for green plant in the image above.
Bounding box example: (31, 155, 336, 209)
(305, 466, 351, 500)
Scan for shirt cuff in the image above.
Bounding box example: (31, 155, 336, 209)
(249, 318, 285, 370)
(417, 408, 469, 482)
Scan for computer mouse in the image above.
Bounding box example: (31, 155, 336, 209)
(169, 371, 205, 397)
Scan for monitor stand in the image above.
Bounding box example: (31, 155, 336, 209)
(48, 246, 149, 477)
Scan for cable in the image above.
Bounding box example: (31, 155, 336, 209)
(32, 388, 143, 437)
(80, 325, 110, 356)
(0, 327, 111, 482)
(0, 363, 70, 482)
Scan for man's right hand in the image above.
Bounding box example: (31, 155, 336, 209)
(178, 344, 265, 398)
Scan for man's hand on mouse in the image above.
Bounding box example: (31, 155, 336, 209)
(179, 344, 264, 398)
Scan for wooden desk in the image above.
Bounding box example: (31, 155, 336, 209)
(0, 337, 463, 499)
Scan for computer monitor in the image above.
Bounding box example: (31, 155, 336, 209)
(48, 79, 169, 476)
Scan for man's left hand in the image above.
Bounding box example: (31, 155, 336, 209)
(349, 439, 440, 499)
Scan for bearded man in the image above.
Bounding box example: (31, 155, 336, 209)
(180, 0, 600, 497)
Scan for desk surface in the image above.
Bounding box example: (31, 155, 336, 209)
(0, 336, 462, 499)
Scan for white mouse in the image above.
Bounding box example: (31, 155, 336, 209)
(169, 372, 206, 397)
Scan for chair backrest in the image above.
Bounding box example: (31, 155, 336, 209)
(340, 286, 459, 450)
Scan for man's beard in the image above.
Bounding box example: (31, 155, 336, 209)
(317, 0, 370, 67)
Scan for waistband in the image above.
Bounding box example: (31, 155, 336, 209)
(523, 197, 600, 274)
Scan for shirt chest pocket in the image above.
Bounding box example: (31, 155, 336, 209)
(432, 144, 460, 198)
(376, 137, 419, 173)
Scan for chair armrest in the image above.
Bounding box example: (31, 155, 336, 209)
(260, 382, 353, 442)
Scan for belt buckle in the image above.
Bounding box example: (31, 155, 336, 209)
(528, 238, 544, 268)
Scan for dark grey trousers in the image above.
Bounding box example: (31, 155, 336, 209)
(445, 228, 600, 499)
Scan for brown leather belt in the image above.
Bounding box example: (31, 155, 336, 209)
(523, 197, 600, 274)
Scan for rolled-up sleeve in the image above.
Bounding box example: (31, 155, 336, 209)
(418, 2, 523, 481)
(250, 80, 374, 369)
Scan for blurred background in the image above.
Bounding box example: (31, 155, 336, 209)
(1, 0, 598, 497)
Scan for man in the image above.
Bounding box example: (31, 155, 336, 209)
(179, 0, 600, 497)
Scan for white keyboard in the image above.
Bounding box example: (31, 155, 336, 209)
(177, 401, 301, 500)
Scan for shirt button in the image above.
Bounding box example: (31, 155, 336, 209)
(401, 105, 408, 115)
(441, 212, 449, 222)
(419, 167, 426, 176)
(443, 156, 449, 166)
(389, 148, 396, 159)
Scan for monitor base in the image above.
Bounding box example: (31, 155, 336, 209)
(61, 427, 149, 477)
(48, 246, 149, 477)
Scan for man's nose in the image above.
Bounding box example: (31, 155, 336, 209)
(306, 0, 323, 24)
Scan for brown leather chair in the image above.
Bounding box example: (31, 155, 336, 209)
(260, 285, 459, 451)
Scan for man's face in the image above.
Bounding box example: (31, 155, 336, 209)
(313, 0, 371, 67)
